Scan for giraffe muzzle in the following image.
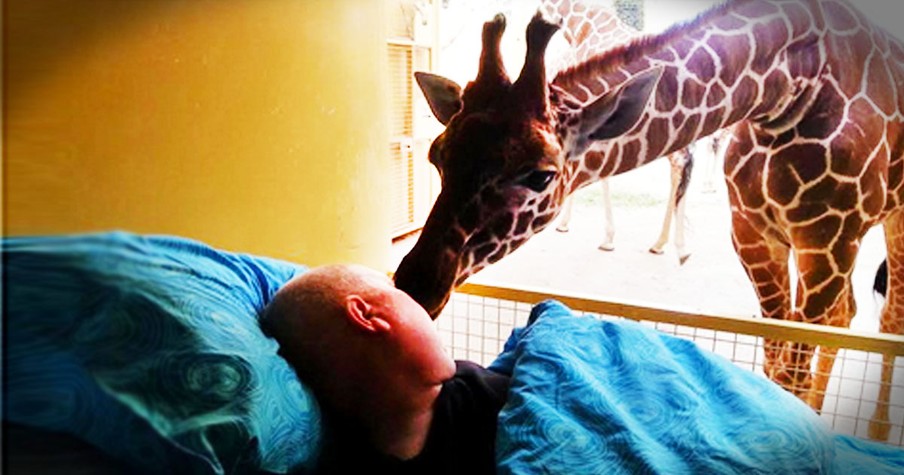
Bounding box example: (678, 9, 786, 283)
(394, 240, 458, 319)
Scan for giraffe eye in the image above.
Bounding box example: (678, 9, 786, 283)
(519, 170, 556, 192)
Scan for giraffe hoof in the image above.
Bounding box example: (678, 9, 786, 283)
(555, 225, 569, 233)
(868, 419, 891, 441)
(678, 253, 691, 265)
(648, 247, 665, 255)
(598, 243, 615, 252)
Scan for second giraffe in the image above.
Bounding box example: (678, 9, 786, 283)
(541, 0, 716, 263)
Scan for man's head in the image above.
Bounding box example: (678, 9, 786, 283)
(261, 264, 456, 415)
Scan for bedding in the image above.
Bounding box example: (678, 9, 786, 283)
(489, 300, 904, 474)
(7, 232, 903, 475)
(4, 232, 320, 474)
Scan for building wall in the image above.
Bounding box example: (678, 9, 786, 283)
(4, 0, 392, 269)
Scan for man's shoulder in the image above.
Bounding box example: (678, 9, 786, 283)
(408, 360, 507, 475)
(454, 359, 493, 375)
(443, 360, 510, 407)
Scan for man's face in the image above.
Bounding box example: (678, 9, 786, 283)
(389, 287, 457, 384)
(363, 271, 457, 383)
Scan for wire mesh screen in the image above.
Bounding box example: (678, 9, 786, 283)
(436, 290, 904, 447)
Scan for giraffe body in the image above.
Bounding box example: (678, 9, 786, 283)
(396, 0, 904, 440)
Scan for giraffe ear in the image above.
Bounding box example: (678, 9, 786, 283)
(580, 67, 663, 142)
(415, 71, 463, 126)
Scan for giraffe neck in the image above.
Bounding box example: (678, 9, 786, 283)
(541, 0, 636, 67)
(553, 0, 827, 192)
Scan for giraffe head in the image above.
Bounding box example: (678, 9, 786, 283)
(395, 12, 662, 317)
(394, 13, 561, 317)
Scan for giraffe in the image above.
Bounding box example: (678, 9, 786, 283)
(541, 0, 698, 260)
(702, 127, 730, 193)
(394, 0, 904, 440)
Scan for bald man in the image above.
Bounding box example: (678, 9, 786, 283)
(261, 264, 509, 474)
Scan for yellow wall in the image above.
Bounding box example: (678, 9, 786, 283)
(4, 0, 392, 269)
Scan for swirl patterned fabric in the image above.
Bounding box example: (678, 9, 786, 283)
(4, 232, 321, 474)
(489, 300, 904, 475)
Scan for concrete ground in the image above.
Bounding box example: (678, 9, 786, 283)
(391, 146, 890, 331)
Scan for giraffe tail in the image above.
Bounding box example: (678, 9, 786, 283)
(874, 258, 888, 299)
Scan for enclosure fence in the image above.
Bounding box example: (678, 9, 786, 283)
(435, 281, 904, 446)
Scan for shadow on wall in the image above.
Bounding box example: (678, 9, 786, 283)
(5, 0, 393, 269)
(7, 2, 182, 104)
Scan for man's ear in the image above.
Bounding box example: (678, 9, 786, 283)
(345, 295, 391, 334)
(415, 71, 463, 125)
(579, 67, 663, 141)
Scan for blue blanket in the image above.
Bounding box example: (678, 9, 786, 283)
(489, 300, 904, 474)
(4, 232, 321, 474)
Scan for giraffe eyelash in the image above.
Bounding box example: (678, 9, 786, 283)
(517, 169, 558, 192)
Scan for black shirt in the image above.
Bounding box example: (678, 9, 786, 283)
(316, 360, 510, 474)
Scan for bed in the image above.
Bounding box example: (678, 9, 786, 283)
(5, 232, 319, 474)
(5, 232, 904, 474)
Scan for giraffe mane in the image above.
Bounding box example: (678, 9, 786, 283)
(552, 0, 743, 89)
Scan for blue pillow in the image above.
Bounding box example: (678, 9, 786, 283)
(3, 232, 321, 474)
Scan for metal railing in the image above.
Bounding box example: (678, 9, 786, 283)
(436, 280, 904, 446)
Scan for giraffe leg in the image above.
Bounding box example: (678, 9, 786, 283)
(791, 238, 860, 411)
(870, 212, 904, 441)
(555, 196, 573, 232)
(808, 346, 838, 413)
(869, 353, 894, 441)
(677, 149, 694, 264)
(652, 149, 693, 263)
(598, 179, 615, 251)
(807, 284, 854, 412)
(703, 133, 723, 193)
(672, 170, 690, 265)
(649, 152, 681, 256)
(728, 213, 793, 391)
(771, 277, 818, 401)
